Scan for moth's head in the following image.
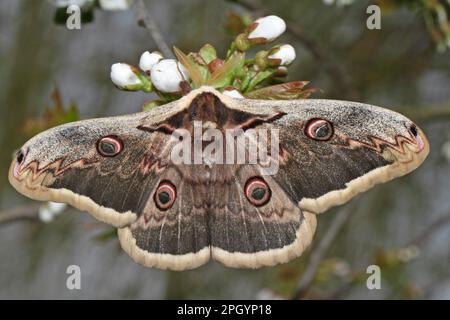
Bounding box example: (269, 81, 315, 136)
(8, 116, 144, 199)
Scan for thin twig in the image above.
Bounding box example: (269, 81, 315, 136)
(134, 0, 174, 58)
(292, 205, 355, 299)
(404, 212, 450, 248)
(228, 0, 358, 100)
(397, 105, 450, 124)
(0, 204, 40, 226)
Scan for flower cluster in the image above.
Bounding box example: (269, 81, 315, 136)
(110, 15, 317, 109)
(52, 0, 133, 26)
(54, 0, 132, 11)
(110, 52, 191, 108)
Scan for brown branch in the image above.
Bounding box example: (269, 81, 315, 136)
(0, 204, 40, 226)
(397, 105, 450, 124)
(292, 205, 355, 299)
(134, 0, 174, 58)
(228, 0, 359, 100)
(404, 211, 450, 248)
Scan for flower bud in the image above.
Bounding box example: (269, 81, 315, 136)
(110, 63, 142, 88)
(222, 87, 244, 98)
(139, 51, 163, 73)
(247, 15, 286, 43)
(99, 0, 131, 10)
(235, 33, 251, 51)
(54, 0, 91, 8)
(268, 44, 296, 66)
(151, 59, 190, 93)
(274, 66, 288, 77)
(39, 201, 67, 223)
(255, 50, 269, 70)
(208, 58, 225, 73)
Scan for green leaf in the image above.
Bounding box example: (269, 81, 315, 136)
(239, 68, 256, 92)
(188, 52, 211, 83)
(244, 69, 275, 93)
(142, 99, 165, 111)
(245, 81, 321, 100)
(223, 11, 253, 36)
(156, 90, 182, 103)
(173, 46, 204, 88)
(207, 52, 245, 88)
(198, 44, 217, 64)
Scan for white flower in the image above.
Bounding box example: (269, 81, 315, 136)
(99, 0, 132, 10)
(110, 63, 141, 88)
(222, 88, 244, 99)
(268, 44, 296, 65)
(39, 202, 67, 223)
(54, 0, 91, 7)
(139, 51, 163, 73)
(150, 59, 189, 93)
(333, 260, 351, 277)
(248, 15, 286, 42)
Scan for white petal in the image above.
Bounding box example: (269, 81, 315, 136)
(223, 89, 244, 99)
(248, 15, 286, 41)
(268, 44, 296, 65)
(38, 206, 54, 223)
(150, 59, 190, 93)
(54, 0, 90, 7)
(47, 202, 67, 215)
(110, 63, 141, 87)
(38, 202, 67, 223)
(139, 51, 163, 72)
(178, 63, 189, 80)
(333, 261, 350, 277)
(99, 0, 131, 10)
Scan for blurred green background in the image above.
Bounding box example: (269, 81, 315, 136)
(0, 0, 449, 299)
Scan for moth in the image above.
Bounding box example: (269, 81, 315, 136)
(9, 86, 429, 270)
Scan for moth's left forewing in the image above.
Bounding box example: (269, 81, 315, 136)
(237, 98, 429, 214)
(8, 100, 188, 228)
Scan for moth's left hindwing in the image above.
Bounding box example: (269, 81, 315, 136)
(9, 87, 429, 270)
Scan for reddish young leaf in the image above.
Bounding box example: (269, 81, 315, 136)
(173, 46, 204, 88)
(245, 81, 320, 100)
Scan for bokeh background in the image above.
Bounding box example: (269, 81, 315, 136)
(0, 0, 449, 299)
